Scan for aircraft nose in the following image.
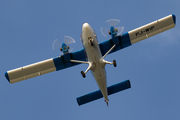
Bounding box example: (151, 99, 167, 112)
(82, 23, 90, 30)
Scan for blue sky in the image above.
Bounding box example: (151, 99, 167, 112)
(0, 0, 180, 119)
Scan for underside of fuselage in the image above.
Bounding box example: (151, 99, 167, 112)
(81, 23, 109, 104)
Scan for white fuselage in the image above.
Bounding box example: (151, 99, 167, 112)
(81, 23, 108, 101)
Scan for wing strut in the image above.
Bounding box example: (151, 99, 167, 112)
(102, 44, 116, 59)
(99, 44, 117, 68)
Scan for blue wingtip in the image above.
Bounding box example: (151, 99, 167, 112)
(5, 72, 10, 83)
(172, 14, 176, 25)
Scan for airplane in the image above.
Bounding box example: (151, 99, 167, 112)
(5, 14, 176, 106)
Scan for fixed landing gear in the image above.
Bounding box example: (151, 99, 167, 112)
(113, 60, 117, 67)
(70, 60, 92, 78)
(81, 71, 86, 78)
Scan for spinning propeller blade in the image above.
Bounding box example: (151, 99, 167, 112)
(52, 36, 75, 54)
(106, 19, 120, 27)
(101, 19, 124, 37)
(64, 36, 76, 45)
(116, 27, 124, 35)
(52, 39, 62, 50)
(100, 27, 109, 37)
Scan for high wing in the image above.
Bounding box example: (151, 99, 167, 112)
(5, 14, 176, 84)
(5, 49, 86, 84)
(99, 14, 176, 56)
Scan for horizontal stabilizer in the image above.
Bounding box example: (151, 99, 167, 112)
(76, 80, 131, 106)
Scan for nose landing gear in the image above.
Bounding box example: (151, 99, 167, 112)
(88, 37, 94, 46)
(90, 39, 93, 46)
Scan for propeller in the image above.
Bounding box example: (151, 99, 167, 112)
(52, 36, 75, 54)
(101, 19, 124, 37)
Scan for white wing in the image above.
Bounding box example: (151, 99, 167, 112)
(129, 14, 176, 44)
(5, 58, 56, 84)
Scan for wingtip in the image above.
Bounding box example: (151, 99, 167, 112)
(4, 71, 10, 83)
(172, 14, 176, 25)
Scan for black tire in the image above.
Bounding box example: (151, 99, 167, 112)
(113, 60, 117, 67)
(81, 71, 86, 78)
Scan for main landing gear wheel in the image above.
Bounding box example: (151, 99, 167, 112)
(113, 60, 117, 67)
(81, 71, 86, 78)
